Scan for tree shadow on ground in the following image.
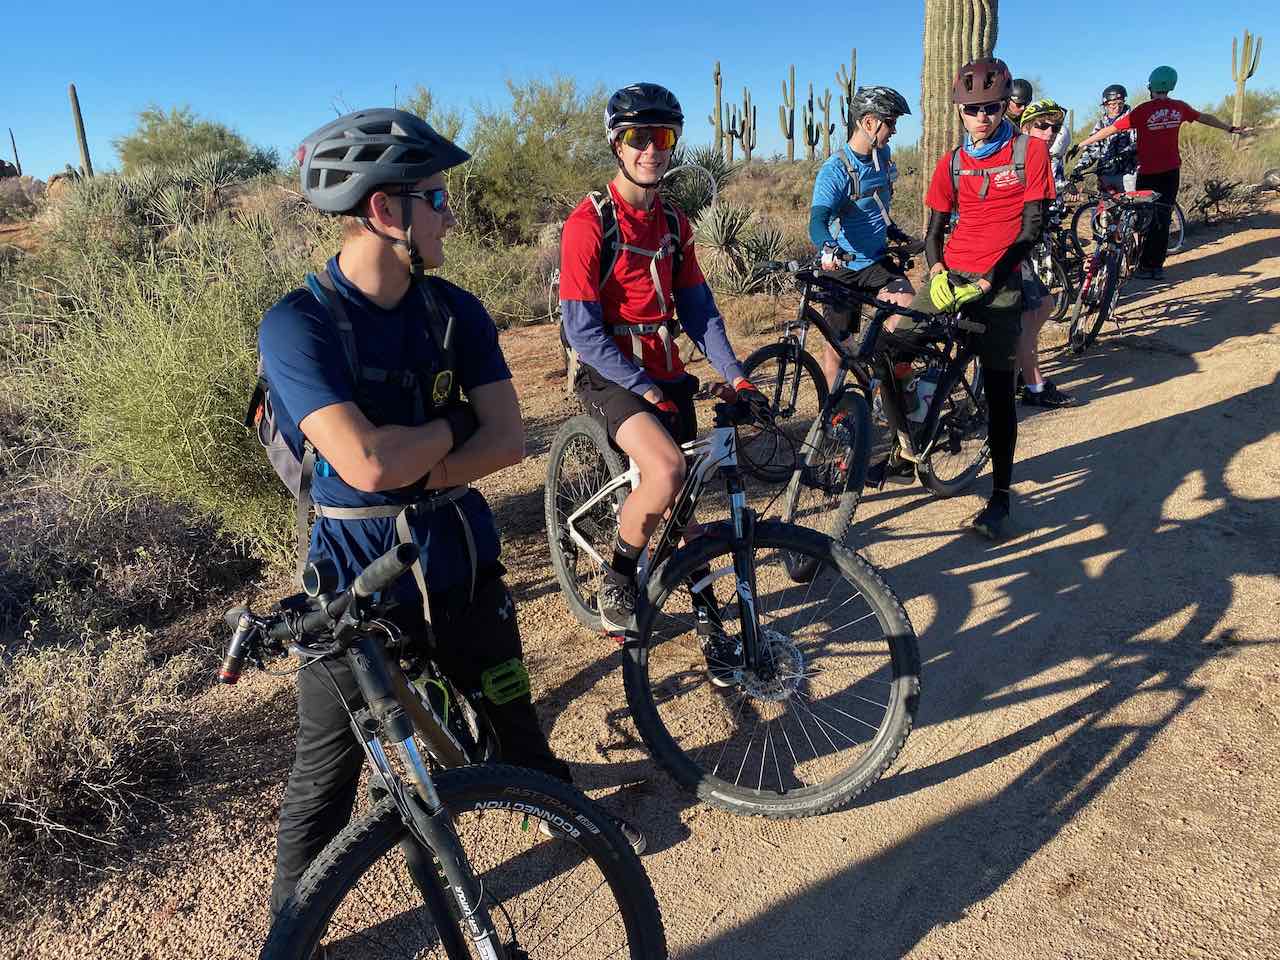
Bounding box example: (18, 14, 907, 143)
(674, 360, 1277, 956)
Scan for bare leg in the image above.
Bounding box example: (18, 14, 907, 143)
(1016, 301, 1052, 387)
(614, 412, 685, 549)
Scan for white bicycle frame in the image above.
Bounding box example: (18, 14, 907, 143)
(564, 423, 741, 589)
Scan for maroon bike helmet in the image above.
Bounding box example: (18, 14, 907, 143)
(953, 58, 1013, 105)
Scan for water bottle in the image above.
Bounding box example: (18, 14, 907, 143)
(908, 367, 940, 423)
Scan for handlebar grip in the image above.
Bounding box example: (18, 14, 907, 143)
(352, 543, 419, 599)
(218, 613, 256, 684)
(224, 606, 249, 630)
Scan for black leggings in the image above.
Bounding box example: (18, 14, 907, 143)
(983, 368, 1017, 494)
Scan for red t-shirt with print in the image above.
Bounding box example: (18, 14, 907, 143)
(925, 133, 1054, 275)
(1113, 98, 1200, 175)
(559, 183, 704, 380)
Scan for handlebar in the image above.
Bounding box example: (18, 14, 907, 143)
(217, 542, 419, 684)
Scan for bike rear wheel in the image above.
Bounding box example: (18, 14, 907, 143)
(1039, 250, 1073, 323)
(917, 353, 990, 498)
(624, 522, 919, 819)
(739, 340, 828, 483)
(546, 415, 627, 631)
(261, 765, 666, 959)
(779, 389, 870, 580)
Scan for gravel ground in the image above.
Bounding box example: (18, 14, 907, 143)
(8, 207, 1279, 959)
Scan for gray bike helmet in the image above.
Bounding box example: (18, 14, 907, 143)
(851, 86, 912, 121)
(604, 83, 684, 142)
(298, 108, 470, 214)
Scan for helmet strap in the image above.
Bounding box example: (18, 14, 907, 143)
(402, 194, 425, 281)
(614, 143, 664, 191)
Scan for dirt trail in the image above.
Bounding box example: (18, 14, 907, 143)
(9, 210, 1279, 958)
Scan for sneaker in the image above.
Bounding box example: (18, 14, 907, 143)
(540, 813, 647, 856)
(1021, 382, 1084, 408)
(971, 495, 1012, 541)
(867, 453, 915, 488)
(598, 568, 638, 634)
(702, 633, 744, 688)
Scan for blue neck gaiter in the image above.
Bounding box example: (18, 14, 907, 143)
(965, 118, 1015, 159)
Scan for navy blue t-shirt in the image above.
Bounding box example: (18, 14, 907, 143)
(259, 257, 512, 600)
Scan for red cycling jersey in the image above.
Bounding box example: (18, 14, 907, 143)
(925, 134, 1054, 275)
(1113, 99, 1200, 175)
(559, 183, 705, 381)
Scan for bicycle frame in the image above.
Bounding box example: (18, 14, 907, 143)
(564, 408, 767, 666)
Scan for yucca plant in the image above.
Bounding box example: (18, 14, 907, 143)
(663, 144, 741, 218)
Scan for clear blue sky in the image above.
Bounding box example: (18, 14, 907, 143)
(6, 1, 1277, 179)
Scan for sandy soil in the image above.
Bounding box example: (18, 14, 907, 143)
(8, 208, 1279, 958)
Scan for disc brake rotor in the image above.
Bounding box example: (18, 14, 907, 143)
(741, 629, 806, 702)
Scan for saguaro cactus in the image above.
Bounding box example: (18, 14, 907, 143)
(920, 0, 998, 224)
(8, 128, 19, 176)
(779, 64, 796, 161)
(709, 61, 724, 159)
(740, 87, 758, 164)
(801, 83, 821, 161)
(724, 104, 741, 163)
(1232, 29, 1262, 149)
(68, 83, 94, 178)
(837, 48, 858, 140)
(819, 89, 836, 158)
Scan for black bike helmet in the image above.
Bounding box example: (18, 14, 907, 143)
(298, 108, 470, 214)
(604, 83, 684, 143)
(1010, 79, 1033, 106)
(850, 86, 912, 121)
(1101, 83, 1127, 104)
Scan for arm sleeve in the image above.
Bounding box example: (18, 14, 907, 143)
(559, 208, 656, 396)
(985, 201, 1045, 289)
(675, 282, 745, 384)
(1050, 124, 1071, 159)
(807, 159, 845, 247)
(562, 300, 655, 395)
(924, 210, 948, 269)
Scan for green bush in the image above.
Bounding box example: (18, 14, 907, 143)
(114, 105, 278, 177)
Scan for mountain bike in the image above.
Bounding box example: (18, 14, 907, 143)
(1067, 189, 1164, 354)
(1071, 173, 1185, 256)
(219, 546, 667, 959)
(738, 258, 992, 553)
(1030, 194, 1078, 323)
(544, 392, 920, 818)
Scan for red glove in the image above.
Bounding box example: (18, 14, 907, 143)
(654, 398, 682, 436)
(732, 379, 771, 421)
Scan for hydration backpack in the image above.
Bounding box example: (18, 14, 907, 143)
(949, 134, 1030, 200)
(245, 268, 459, 576)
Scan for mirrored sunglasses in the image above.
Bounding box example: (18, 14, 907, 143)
(395, 188, 449, 212)
(618, 126, 678, 151)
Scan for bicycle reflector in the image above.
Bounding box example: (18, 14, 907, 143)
(481, 658, 531, 705)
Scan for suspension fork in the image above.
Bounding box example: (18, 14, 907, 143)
(724, 466, 764, 670)
(347, 636, 509, 960)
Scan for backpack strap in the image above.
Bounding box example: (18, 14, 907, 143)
(837, 148, 864, 219)
(589, 190, 622, 289)
(417, 277, 461, 413)
(950, 135, 1031, 202)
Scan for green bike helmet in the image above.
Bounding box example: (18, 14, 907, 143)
(1148, 66, 1178, 94)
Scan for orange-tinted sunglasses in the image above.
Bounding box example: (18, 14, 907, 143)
(618, 126, 678, 151)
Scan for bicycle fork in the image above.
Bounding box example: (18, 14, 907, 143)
(724, 469, 765, 673)
(348, 636, 509, 960)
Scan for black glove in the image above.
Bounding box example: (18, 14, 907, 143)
(653, 399, 683, 437)
(1066, 144, 1082, 163)
(734, 381, 774, 424)
(443, 402, 479, 450)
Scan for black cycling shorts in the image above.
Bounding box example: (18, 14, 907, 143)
(823, 259, 912, 339)
(575, 363, 698, 446)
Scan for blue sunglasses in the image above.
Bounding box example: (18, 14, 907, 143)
(395, 187, 449, 212)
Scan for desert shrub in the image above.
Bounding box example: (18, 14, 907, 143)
(114, 105, 278, 177)
(0, 626, 200, 908)
(439, 232, 551, 326)
(663, 144, 742, 219)
(0, 176, 45, 223)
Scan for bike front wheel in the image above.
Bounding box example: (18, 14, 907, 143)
(546, 415, 627, 631)
(738, 340, 829, 483)
(624, 522, 920, 819)
(261, 765, 667, 960)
